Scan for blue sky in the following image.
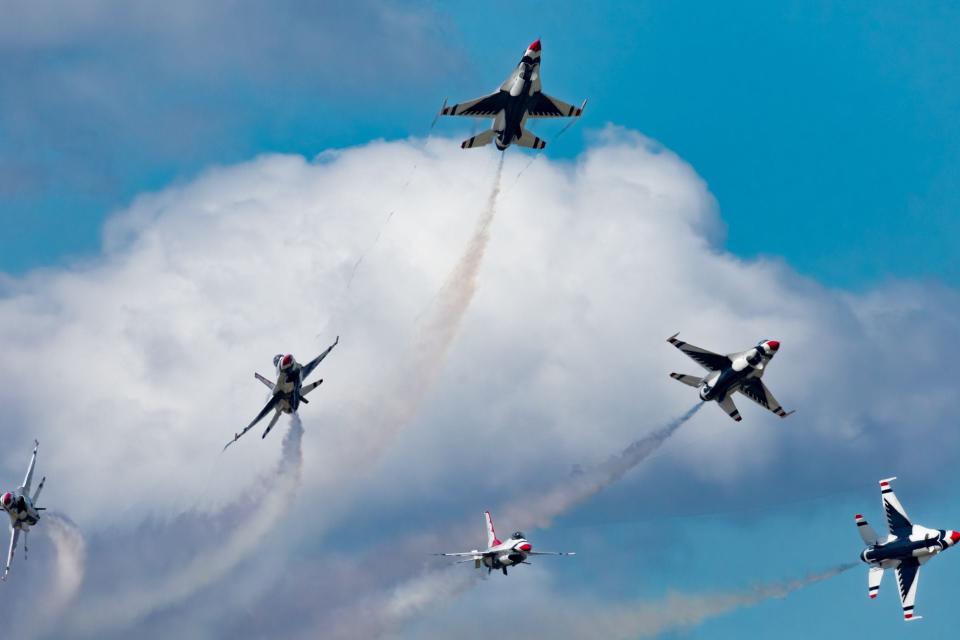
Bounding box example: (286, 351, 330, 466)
(2, 3, 960, 639)
(3, 1, 959, 287)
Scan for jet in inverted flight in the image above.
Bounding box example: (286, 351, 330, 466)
(437, 511, 575, 575)
(224, 336, 338, 450)
(437, 39, 585, 150)
(1, 440, 46, 581)
(667, 333, 794, 422)
(857, 477, 960, 621)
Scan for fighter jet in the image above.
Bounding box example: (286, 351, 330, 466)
(1, 440, 46, 581)
(666, 333, 794, 422)
(436, 511, 575, 575)
(437, 39, 586, 150)
(224, 336, 338, 450)
(856, 477, 960, 621)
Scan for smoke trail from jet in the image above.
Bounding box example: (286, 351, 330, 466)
(26, 513, 87, 638)
(64, 416, 304, 636)
(542, 562, 858, 639)
(505, 402, 703, 530)
(319, 404, 704, 638)
(356, 153, 506, 459)
(323, 567, 482, 640)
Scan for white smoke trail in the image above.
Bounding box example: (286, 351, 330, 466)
(355, 153, 506, 459)
(23, 513, 87, 639)
(322, 567, 481, 640)
(321, 404, 705, 638)
(525, 562, 858, 640)
(64, 415, 304, 635)
(506, 402, 704, 530)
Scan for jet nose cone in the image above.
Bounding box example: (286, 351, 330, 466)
(767, 340, 780, 351)
(518, 543, 532, 552)
(528, 39, 541, 52)
(950, 530, 960, 544)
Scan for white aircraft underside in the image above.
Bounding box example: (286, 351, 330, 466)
(223, 336, 338, 450)
(856, 477, 960, 620)
(439, 39, 585, 151)
(667, 333, 794, 422)
(1, 440, 45, 581)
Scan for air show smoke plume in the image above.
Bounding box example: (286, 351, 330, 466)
(555, 562, 858, 639)
(325, 404, 705, 638)
(506, 402, 703, 530)
(31, 513, 86, 638)
(358, 153, 506, 458)
(64, 416, 304, 636)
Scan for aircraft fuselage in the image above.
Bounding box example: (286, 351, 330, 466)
(698, 346, 768, 403)
(861, 526, 960, 566)
(496, 57, 540, 150)
(271, 358, 304, 413)
(2, 493, 39, 531)
(482, 537, 532, 570)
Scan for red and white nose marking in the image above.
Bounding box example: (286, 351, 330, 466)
(766, 340, 780, 352)
(280, 354, 293, 369)
(517, 542, 532, 552)
(947, 530, 960, 546)
(527, 39, 541, 53)
(1, 492, 12, 509)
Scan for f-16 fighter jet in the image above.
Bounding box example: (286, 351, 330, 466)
(437, 39, 586, 150)
(667, 333, 794, 422)
(436, 511, 575, 575)
(856, 477, 960, 621)
(1, 440, 46, 581)
(224, 336, 338, 450)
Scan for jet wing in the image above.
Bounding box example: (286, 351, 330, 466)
(880, 477, 913, 537)
(667, 334, 732, 372)
(441, 92, 509, 118)
(738, 379, 794, 418)
(526, 93, 585, 118)
(895, 558, 922, 621)
(3, 527, 18, 581)
(437, 551, 491, 557)
(19, 440, 38, 495)
(300, 336, 339, 381)
(224, 395, 281, 451)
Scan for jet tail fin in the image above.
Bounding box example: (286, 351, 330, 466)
(484, 511, 501, 548)
(856, 514, 879, 545)
(461, 130, 496, 149)
(515, 127, 546, 150)
(669, 373, 703, 388)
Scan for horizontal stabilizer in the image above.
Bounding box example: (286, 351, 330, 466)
(855, 514, 879, 545)
(669, 373, 702, 388)
(302, 379, 323, 396)
(868, 566, 883, 599)
(718, 394, 742, 422)
(261, 410, 282, 439)
(461, 130, 496, 149)
(515, 128, 546, 150)
(255, 373, 275, 391)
